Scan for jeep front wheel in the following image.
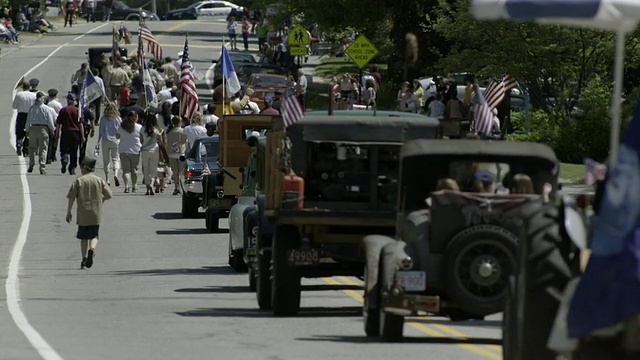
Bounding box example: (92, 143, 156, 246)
(444, 224, 517, 316)
(379, 259, 404, 341)
(271, 225, 301, 316)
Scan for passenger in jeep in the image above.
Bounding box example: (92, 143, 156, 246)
(473, 170, 495, 193)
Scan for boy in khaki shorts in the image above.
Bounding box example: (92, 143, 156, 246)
(66, 156, 113, 269)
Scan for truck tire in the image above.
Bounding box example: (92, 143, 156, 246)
(444, 224, 518, 316)
(379, 259, 404, 342)
(229, 238, 247, 272)
(205, 211, 219, 233)
(181, 192, 198, 218)
(504, 205, 578, 360)
(256, 235, 272, 310)
(363, 260, 380, 337)
(248, 266, 256, 292)
(271, 225, 301, 316)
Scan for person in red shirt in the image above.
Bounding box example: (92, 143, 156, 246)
(55, 92, 83, 175)
(64, 0, 78, 28)
(260, 95, 279, 115)
(119, 86, 131, 107)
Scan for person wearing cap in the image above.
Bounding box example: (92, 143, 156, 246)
(203, 103, 219, 125)
(55, 92, 82, 175)
(107, 62, 130, 102)
(46, 89, 63, 164)
(156, 82, 173, 105)
(70, 63, 88, 88)
(12, 79, 37, 156)
(66, 156, 112, 270)
(25, 91, 56, 174)
(260, 95, 279, 115)
(28, 77, 39, 92)
(47, 89, 63, 114)
(120, 92, 144, 119)
(474, 170, 496, 193)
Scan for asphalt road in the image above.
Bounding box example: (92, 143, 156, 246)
(0, 19, 502, 360)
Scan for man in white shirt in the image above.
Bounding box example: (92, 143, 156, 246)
(296, 68, 308, 111)
(12, 80, 37, 155)
(174, 51, 184, 70)
(156, 81, 174, 104)
(47, 89, 63, 114)
(203, 104, 219, 125)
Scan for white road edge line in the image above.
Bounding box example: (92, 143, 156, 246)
(5, 22, 109, 360)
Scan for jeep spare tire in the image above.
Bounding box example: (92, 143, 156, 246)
(443, 224, 517, 316)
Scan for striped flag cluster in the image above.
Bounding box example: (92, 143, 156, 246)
(281, 95, 304, 128)
(112, 24, 119, 64)
(139, 26, 163, 60)
(180, 36, 200, 121)
(473, 75, 517, 136)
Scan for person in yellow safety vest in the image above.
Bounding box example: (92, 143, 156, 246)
(211, 84, 254, 117)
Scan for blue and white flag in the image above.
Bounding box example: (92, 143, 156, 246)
(567, 102, 640, 338)
(221, 45, 241, 96)
(143, 61, 158, 109)
(80, 71, 104, 110)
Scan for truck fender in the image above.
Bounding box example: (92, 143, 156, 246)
(363, 235, 396, 294)
(379, 240, 412, 292)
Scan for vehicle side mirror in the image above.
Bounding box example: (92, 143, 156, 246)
(179, 155, 186, 162)
(239, 167, 245, 173)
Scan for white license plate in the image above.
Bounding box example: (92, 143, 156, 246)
(287, 247, 320, 266)
(396, 271, 426, 291)
(208, 198, 233, 208)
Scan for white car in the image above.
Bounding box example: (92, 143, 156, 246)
(194, 0, 243, 17)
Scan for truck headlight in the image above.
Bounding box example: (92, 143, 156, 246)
(216, 190, 224, 198)
(399, 256, 413, 270)
(251, 226, 259, 236)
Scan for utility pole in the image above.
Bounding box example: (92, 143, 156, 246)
(151, 0, 157, 16)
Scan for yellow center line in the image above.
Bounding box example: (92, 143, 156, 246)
(323, 277, 503, 360)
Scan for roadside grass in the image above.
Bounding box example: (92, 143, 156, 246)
(559, 163, 585, 184)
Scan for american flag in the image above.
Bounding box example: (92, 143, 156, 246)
(483, 75, 517, 109)
(139, 26, 163, 60)
(180, 36, 199, 121)
(472, 84, 496, 136)
(281, 95, 304, 128)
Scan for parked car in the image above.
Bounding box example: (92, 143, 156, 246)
(94, 0, 159, 21)
(363, 139, 560, 341)
(163, 2, 199, 20)
(179, 136, 219, 218)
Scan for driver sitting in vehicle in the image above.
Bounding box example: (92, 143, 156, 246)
(425, 177, 460, 207)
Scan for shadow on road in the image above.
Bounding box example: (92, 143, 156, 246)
(297, 335, 502, 345)
(411, 318, 502, 328)
(176, 306, 361, 318)
(175, 285, 250, 293)
(156, 228, 219, 235)
(111, 265, 233, 276)
(152, 212, 184, 220)
(303, 284, 362, 291)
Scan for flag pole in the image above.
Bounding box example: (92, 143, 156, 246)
(222, 36, 225, 116)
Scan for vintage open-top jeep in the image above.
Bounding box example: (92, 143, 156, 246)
(257, 114, 441, 316)
(363, 139, 559, 341)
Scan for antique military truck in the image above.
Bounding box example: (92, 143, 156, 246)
(255, 114, 441, 316)
(362, 139, 560, 341)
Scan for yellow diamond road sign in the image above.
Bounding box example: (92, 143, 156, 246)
(345, 34, 379, 69)
(288, 24, 310, 46)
